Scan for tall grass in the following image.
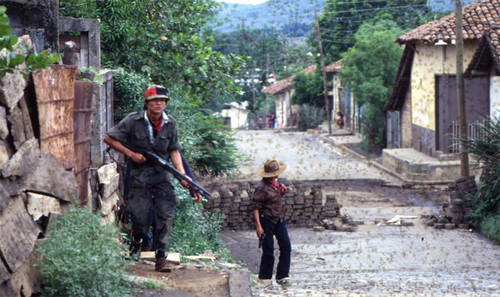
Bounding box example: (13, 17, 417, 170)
(169, 190, 232, 261)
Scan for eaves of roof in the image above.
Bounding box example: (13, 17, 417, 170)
(396, 0, 500, 45)
(465, 25, 500, 76)
(324, 60, 343, 73)
(262, 65, 317, 95)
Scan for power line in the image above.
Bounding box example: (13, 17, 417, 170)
(319, 3, 428, 17)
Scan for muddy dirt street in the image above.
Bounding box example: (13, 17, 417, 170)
(223, 130, 500, 297)
(233, 130, 397, 182)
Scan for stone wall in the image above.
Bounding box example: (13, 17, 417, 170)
(203, 179, 345, 231)
(0, 37, 120, 297)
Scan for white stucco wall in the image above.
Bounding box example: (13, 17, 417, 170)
(491, 76, 500, 120)
(220, 102, 249, 129)
(275, 91, 290, 128)
(411, 42, 477, 131)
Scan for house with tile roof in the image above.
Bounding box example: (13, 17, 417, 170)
(465, 23, 500, 119)
(385, 0, 499, 157)
(263, 65, 316, 128)
(324, 60, 359, 133)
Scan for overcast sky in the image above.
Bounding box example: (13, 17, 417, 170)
(218, 0, 268, 4)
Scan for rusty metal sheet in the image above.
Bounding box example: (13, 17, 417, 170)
(32, 65, 77, 170)
(74, 81, 94, 205)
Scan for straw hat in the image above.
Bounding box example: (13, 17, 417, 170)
(258, 159, 287, 178)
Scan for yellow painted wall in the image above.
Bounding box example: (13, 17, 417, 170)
(410, 42, 477, 131)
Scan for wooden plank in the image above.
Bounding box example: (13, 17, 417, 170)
(74, 81, 94, 205)
(33, 65, 76, 170)
(18, 95, 34, 140)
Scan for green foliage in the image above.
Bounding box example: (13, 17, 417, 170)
(167, 89, 242, 177)
(113, 69, 153, 117)
(36, 206, 130, 297)
(479, 214, 500, 243)
(463, 118, 500, 237)
(291, 71, 323, 107)
(60, 0, 244, 102)
(211, 25, 315, 114)
(339, 19, 403, 152)
(0, 6, 60, 77)
(317, 0, 430, 63)
(297, 104, 325, 131)
(169, 190, 232, 261)
(79, 66, 103, 85)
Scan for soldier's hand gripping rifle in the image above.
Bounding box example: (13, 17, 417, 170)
(111, 142, 211, 200)
(141, 150, 211, 200)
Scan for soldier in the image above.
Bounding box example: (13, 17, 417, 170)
(104, 85, 200, 272)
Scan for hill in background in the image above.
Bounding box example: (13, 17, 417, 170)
(213, 0, 325, 36)
(212, 0, 478, 36)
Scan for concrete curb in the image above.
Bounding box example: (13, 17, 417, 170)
(226, 269, 252, 297)
(317, 134, 455, 187)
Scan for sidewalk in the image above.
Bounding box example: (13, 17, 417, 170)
(313, 125, 477, 185)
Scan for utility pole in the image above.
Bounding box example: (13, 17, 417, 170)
(455, 0, 469, 177)
(315, 9, 332, 135)
(266, 53, 270, 115)
(282, 32, 292, 127)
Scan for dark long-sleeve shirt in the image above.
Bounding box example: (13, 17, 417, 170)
(252, 180, 285, 223)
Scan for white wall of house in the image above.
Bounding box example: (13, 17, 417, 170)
(491, 76, 500, 120)
(410, 42, 477, 131)
(220, 101, 249, 129)
(275, 91, 291, 128)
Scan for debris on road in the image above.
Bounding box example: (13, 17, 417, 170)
(376, 215, 419, 226)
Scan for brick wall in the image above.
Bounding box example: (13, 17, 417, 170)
(203, 179, 343, 230)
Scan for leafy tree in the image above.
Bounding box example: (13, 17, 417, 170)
(315, 0, 430, 63)
(59, 0, 245, 101)
(339, 18, 403, 152)
(212, 26, 315, 117)
(291, 71, 323, 107)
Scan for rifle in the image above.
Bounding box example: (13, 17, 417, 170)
(141, 150, 211, 200)
(113, 143, 211, 200)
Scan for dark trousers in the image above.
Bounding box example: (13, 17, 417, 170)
(128, 182, 177, 258)
(259, 216, 291, 280)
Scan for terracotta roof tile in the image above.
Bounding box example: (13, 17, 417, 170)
(464, 22, 500, 75)
(324, 60, 343, 73)
(397, 0, 500, 44)
(262, 65, 316, 95)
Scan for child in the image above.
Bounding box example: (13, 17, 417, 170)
(252, 159, 292, 287)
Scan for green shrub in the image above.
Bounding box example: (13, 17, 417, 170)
(113, 68, 152, 118)
(463, 117, 500, 240)
(169, 190, 232, 261)
(36, 206, 130, 297)
(297, 104, 324, 131)
(167, 87, 242, 177)
(479, 214, 500, 243)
